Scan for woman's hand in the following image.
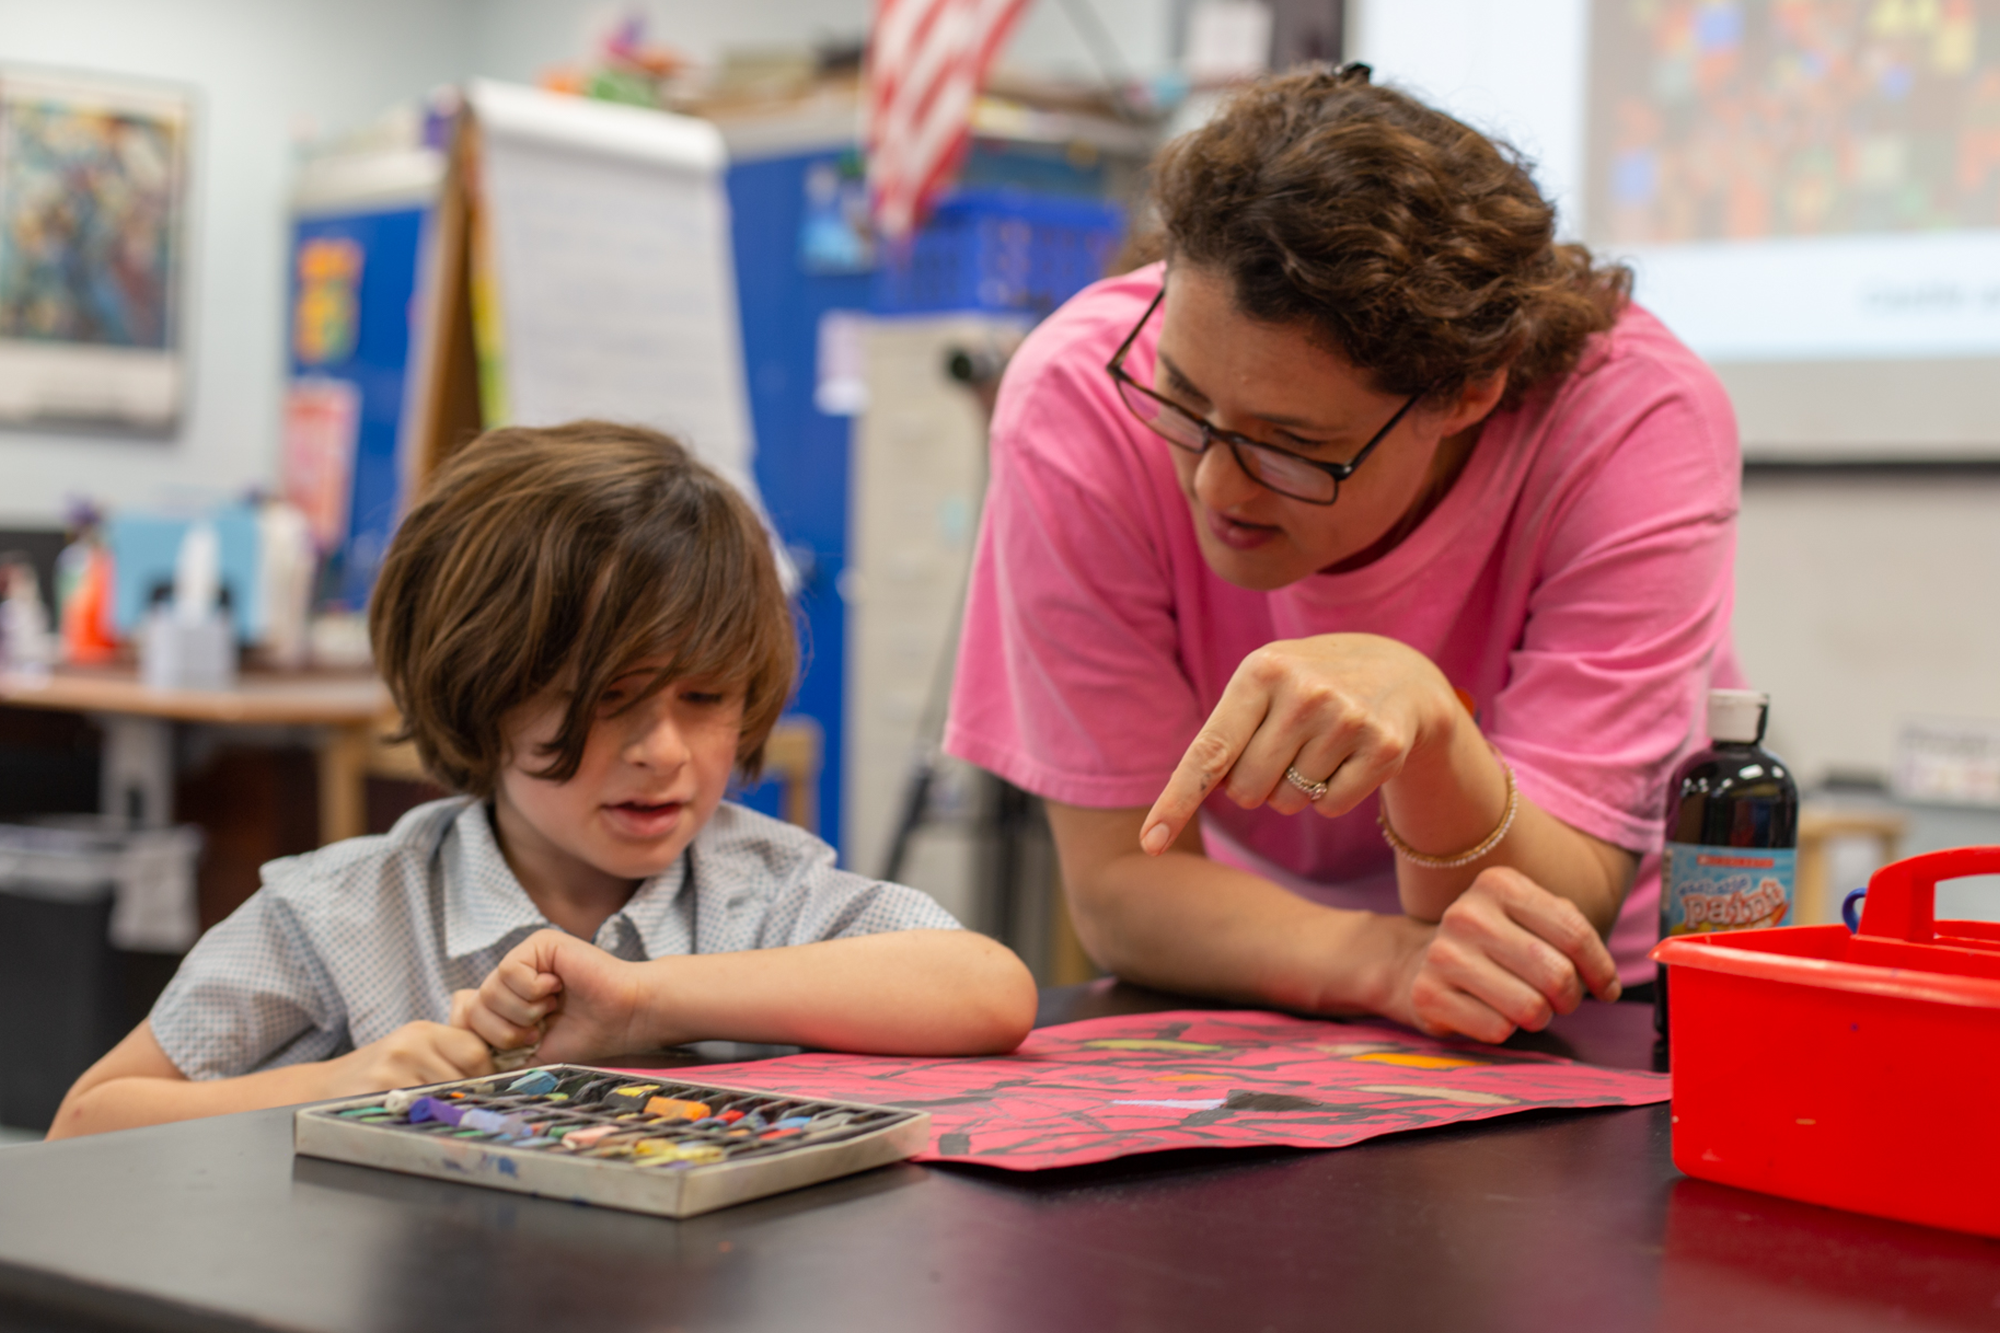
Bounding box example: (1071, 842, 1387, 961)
(1382, 867, 1623, 1043)
(1141, 633, 1458, 854)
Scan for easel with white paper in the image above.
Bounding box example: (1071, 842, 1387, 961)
(436, 81, 769, 522)
(391, 83, 814, 823)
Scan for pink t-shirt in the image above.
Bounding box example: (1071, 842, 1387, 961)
(944, 264, 1745, 983)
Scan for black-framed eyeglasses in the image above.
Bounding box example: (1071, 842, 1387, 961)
(1104, 286, 1424, 506)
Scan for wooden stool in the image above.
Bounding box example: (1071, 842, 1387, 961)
(759, 718, 822, 835)
(1795, 808, 1907, 925)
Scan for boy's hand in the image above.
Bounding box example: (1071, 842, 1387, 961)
(473, 929, 648, 1063)
(448, 986, 544, 1056)
(323, 1021, 492, 1098)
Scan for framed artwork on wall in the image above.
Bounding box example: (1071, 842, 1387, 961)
(0, 68, 190, 432)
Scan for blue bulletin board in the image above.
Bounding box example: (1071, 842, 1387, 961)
(286, 204, 430, 610)
(725, 150, 869, 849)
(723, 145, 1120, 857)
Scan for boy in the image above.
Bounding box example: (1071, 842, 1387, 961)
(50, 422, 1036, 1139)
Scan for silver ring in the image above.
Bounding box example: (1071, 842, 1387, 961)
(1284, 765, 1329, 802)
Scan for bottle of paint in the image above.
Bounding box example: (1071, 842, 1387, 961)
(1654, 689, 1799, 1038)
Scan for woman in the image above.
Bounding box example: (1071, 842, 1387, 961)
(945, 66, 1741, 1043)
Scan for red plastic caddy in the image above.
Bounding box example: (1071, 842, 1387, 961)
(1652, 846, 2000, 1237)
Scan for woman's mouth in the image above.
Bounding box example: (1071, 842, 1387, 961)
(1204, 506, 1280, 551)
(602, 799, 686, 839)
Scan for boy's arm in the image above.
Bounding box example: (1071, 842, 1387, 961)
(47, 1018, 495, 1140)
(467, 928, 1037, 1061)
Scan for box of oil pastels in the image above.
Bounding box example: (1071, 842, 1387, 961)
(293, 1065, 931, 1218)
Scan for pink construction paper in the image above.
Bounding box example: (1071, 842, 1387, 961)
(622, 1009, 1670, 1171)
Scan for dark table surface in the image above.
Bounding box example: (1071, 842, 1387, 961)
(1, 984, 1997, 1333)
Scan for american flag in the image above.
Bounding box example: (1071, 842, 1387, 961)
(866, 0, 1031, 243)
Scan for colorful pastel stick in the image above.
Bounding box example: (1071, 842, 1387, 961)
(507, 1069, 560, 1096)
(407, 1097, 463, 1126)
(643, 1097, 712, 1121)
(604, 1084, 660, 1109)
(459, 1109, 536, 1137)
(561, 1125, 621, 1149)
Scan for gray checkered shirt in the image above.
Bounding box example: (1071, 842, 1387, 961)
(150, 798, 962, 1080)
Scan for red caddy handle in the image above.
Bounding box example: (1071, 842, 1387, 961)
(1859, 846, 2000, 942)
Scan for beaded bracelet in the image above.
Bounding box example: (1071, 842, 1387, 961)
(1377, 749, 1518, 869)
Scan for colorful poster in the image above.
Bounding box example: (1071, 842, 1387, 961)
(280, 377, 362, 553)
(1582, 0, 2000, 365)
(1590, 0, 2000, 247)
(286, 204, 430, 609)
(0, 80, 179, 345)
(0, 70, 187, 426)
(661, 1009, 1670, 1172)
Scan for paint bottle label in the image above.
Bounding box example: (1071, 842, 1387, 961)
(1661, 842, 1797, 936)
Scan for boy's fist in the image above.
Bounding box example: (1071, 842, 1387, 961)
(469, 929, 648, 1063)
(449, 986, 542, 1054)
(325, 1021, 492, 1098)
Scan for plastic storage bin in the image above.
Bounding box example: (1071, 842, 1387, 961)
(873, 189, 1126, 317)
(1652, 845, 2000, 1237)
(0, 819, 202, 1130)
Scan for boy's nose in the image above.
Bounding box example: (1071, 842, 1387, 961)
(624, 709, 692, 769)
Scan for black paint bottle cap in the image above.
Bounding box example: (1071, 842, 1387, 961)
(1708, 689, 1769, 745)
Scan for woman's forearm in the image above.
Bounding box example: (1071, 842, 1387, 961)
(628, 930, 1037, 1056)
(1383, 706, 1635, 932)
(1051, 806, 1428, 1016)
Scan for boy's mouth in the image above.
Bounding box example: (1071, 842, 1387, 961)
(602, 799, 687, 839)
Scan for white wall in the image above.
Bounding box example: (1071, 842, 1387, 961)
(1346, 0, 1588, 235)
(1000, 0, 1179, 84)
(0, 0, 475, 526)
(466, 0, 872, 83)
(0, 0, 1167, 527)
(1736, 475, 2000, 786)
(465, 0, 1174, 89)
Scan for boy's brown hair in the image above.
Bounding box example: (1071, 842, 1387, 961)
(369, 420, 796, 796)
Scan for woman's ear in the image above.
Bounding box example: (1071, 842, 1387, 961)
(1434, 369, 1509, 438)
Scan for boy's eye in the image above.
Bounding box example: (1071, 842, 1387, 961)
(595, 675, 647, 708)
(682, 690, 727, 706)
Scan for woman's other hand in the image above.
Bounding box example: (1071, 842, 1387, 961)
(1141, 633, 1456, 853)
(1383, 867, 1623, 1043)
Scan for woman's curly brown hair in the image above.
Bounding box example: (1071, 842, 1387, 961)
(1151, 66, 1630, 409)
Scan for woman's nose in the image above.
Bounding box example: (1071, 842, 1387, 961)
(1192, 436, 1261, 511)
